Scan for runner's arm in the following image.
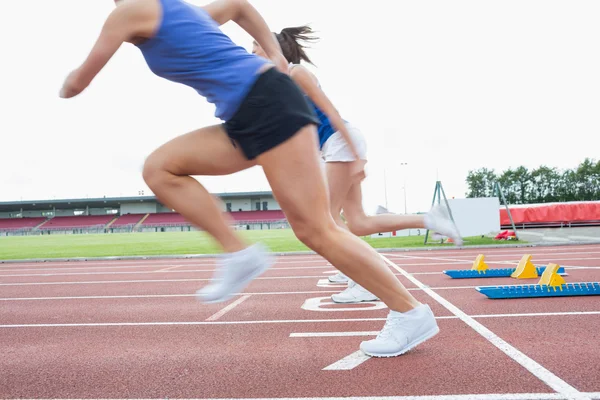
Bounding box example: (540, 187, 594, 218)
(290, 65, 361, 160)
(60, 2, 145, 98)
(202, 0, 287, 73)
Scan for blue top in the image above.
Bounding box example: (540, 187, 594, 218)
(289, 64, 344, 149)
(135, 0, 269, 121)
(310, 100, 337, 149)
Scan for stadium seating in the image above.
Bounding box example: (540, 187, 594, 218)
(40, 215, 115, 229)
(140, 210, 286, 227)
(142, 213, 189, 226)
(0, 210, 286, 232)
(229, 210, 286, 222)
(0, 217, 46, 231)
(111, 213, 147, 227)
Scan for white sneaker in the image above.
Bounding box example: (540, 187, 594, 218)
(328, 272, 349, 283)
(196, 243, 274, 304)
(424, 205, 463, 246)
(360, 304, 439, 357)
(331, 280, 379, 303)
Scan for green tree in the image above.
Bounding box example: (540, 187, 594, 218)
(529, 166, 560, 203)
(498, 169, 518, 204)
(466, 168, 497, 198)
(574, 158, 600, 201)
(466, 159, 599, 204)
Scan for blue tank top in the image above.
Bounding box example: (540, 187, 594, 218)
(309, 100, 336, 149)
(289, 64, 343, 149)
(135, 0, 269, 121)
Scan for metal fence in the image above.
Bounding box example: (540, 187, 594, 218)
(0, 219, 291, 236)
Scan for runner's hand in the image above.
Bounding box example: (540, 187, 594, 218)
(59, 70, 84, 99)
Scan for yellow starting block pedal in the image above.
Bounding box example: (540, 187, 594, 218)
(538, 263, 566, 289)
(511, 254, 538, 279)
(471, 254, 489, 272)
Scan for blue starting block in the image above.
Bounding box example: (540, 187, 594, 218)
(444, 265, 566, 279)
(443, 254, 566, 279)
(476, 282, 600, 299)
(476, 263, 600, 299)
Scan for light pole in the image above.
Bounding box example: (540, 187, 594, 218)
(383, 166, 388, 210)
(400, 162, 408, 214)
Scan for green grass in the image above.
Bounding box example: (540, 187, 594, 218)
(0, 229, 522, 261)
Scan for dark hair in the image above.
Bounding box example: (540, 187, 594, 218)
(275, 25, 319, 65)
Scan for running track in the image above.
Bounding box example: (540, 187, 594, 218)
(1, 244, 600, 400)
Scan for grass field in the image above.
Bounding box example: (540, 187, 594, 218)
(0, 229, 521, 261)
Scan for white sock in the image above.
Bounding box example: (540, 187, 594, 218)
(424, 213, 434, 230)
(225, 243, 259, 260)
(390, 304, 424, 317)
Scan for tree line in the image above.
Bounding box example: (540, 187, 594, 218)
(466, 158, 600, 204)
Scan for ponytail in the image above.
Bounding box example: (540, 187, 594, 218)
(275, 25, 319, 65)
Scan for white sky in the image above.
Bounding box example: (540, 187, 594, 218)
(1, 0, 599, 214)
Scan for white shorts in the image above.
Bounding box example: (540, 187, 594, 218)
(321, 123, 367, 162)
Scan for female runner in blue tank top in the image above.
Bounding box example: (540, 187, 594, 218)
(60, 0, 446, 358)
(253, 26, 462, 303)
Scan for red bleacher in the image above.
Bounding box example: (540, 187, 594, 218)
(0, 210, 288, 232)
(229, 210, 286, 222)
(0, 217, 46, 231)
(140, 210, 286, 227)
(142, 213, 189, 226)
(40, 215, 115, 230)
(111, 214, 146, 227)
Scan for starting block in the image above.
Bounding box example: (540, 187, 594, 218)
(476, 263, 600, 299)
(443, 254, 565, 279)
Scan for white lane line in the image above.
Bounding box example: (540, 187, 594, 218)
(0, 260, 480, 276)
(290, 311, 600, 337)
(0, 318, 393, 328)
(0, 290, 339, 301)
(154, 265, 182, 273)
(0, 286, 488, 301)
(472, 311, 600, 319)
(0, 259, 327, 270)
(382, 246, 600, 258)
(2, 310, 600, 329)
(386, 254, 469, 263)
(16, 394, 596, 400)
(0, 275, 340, 287)
(0, 265, 332, 278)
(411, 272, 445, 275)
(291, 331, 379, 337)
(205, 295, 251, 321)
(322, 350, 371, 370)
(380, 254, 589, 400)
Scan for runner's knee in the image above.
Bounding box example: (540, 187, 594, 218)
(143, 151, 176, 190)
(346, 213, 370, 236)
(289, 214, 338, 252)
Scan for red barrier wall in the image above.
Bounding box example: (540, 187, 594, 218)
(500, 202, 600, 225)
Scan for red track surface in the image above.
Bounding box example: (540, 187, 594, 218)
(2, 244, 600, 399)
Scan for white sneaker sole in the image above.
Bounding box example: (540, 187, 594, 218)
(197, 254, 274, 304)
(328, 278, 349, 283)
(331, 296, 380, 304)
(361, 325, 440, 358)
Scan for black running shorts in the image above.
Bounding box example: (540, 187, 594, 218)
(223, 67, 320, 160)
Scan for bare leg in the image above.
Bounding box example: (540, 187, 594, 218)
(143, 125, 256, 253)
(342, 182, 425, 237)
(257, 127, 420, 312)
(323, 161, 354, 230)
(342, 180, 462, 245)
